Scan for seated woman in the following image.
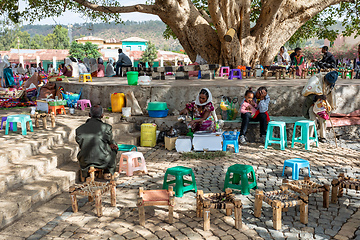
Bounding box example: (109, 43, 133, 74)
(97, 58, 105, 77)
(105, 58, 116, 77)
(179, 88, 216, 132)
(62, 58, 73, 77)
(277, 46, 290, 68)
(90, 58, 98, 77)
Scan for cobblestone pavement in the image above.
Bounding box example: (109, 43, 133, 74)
(1, 143, 360, 240)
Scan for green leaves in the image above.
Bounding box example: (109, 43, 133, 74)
(68, 41, 100, 60)
(140, 41, 157, 66)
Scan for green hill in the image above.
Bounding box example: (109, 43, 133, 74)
(21, 20, 182, 51)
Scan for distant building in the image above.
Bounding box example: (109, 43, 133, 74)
(324, 34, 360, 47)
(121, 37, 148, 52)
(75, 36, 122, 49)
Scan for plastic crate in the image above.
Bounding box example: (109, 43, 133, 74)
(48, 100, 67, 106)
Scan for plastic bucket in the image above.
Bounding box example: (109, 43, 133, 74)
(122, 107, 131, 117)
(127, 71, 139, 85)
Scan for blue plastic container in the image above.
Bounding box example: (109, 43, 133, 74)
(148, 109, 168, 118)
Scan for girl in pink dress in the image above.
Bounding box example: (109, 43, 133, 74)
(240, 88, 257, 118)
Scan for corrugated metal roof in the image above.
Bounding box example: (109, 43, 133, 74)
(121, 37, 148, 42)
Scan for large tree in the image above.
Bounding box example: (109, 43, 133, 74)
(2, 0, 359, 67)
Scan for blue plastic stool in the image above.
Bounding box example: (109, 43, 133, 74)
(222, 131, 240, 153)
(291, 120, 319, 150)
(5, 114, 33, 135)
(282, 158, 311, 180)
(264, 121, 287, 150)
(1, 117, 13, 131)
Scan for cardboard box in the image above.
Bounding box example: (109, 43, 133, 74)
(165, 136, 178, 151)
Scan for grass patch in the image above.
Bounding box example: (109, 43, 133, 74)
(181, 151, 231, 160)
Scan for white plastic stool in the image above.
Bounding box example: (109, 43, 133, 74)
(119, 152, 148, 176)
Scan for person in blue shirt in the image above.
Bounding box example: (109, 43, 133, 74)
(115, 49, 132, 76)
(239, 86, 270, 144)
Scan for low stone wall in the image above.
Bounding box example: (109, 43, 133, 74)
(59, 82, 360, 117)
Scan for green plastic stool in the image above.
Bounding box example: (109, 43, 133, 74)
(264, 121, 287, 150)
(291, 120, 319, 150)
(223, 164, 257, 195)
(162, 166, 197, 197)
(117, 144, 137, 152)
(5, 114, 33, 135)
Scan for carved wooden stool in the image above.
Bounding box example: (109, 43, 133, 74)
(254, 186, 308, 230)
(34, 112, 55, 129)
(137, 186, 175, 226)
(282, 177, 330, 208)
(69, 167, 116, 217)
(331, 173, 360, 203)
(196, 188, 242, 231)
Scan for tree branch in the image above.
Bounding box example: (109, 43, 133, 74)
(199, 9, 213, 24)
(72, 0, 157, 15)
(209, 0, 227, 38)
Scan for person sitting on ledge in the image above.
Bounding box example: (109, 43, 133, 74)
(179, 88, 216, 132)
(76, 105, 118, 180)
(239, 86, 270, 144)
(115, 48, 132, 76)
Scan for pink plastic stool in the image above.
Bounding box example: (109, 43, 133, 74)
(119, 152, 148, 176)
(77, 99, 92, 111)
(220, 67, 230, 77)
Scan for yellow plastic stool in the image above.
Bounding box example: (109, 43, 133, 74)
(79, 73, 93, 82)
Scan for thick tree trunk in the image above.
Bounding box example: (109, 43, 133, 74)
(75, 0, 355, 68)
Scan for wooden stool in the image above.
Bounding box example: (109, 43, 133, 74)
(48, 105, 66, 116)
(254, 186, 308, 230)
(34, 112, 55, 129)
(69, 168, 116, 217)
(137, 186, 175, 226)
(196, 188, 242, 231)
(331, 173, 360, 203)
(79, 73, 93, 82)
(282, 177, 330, 208)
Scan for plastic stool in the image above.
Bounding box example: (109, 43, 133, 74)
(224, 164, 257, 195)
(48, 105, 66, 116)
(1, 117, 13, 131)
(119, 152, 147, 176)
(5, 114, 33, 135)
(79, 73, 93, 82)
(77, 99, 92, 111)
(220, 67, 230, 77)
(117, 144, 137, 152)
(282, 158, 311, 180)
(291, 120, 319, 150)
(228, 69, 242, 80)
(222, 131, 240, 153)
(162, 166, 197, 197)
(264, 121, 287, 150)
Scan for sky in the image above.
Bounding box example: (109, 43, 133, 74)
(20, 0, 160, 25)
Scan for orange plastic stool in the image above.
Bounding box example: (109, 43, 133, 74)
(48, 105, 66, 116)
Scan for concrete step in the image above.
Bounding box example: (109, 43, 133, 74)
(0, 161, 78, 230)
(0, 143, 78, 195)
(112, 122, 137, 136)
(115, 132, 141, 146)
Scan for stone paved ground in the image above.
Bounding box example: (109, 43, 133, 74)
(1, 143, 360, 240)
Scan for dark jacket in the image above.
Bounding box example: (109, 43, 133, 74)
(320, 52, 336, 67)
(76, 118, 117, 177)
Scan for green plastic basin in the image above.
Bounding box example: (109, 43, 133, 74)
(147, 102, 168, 111)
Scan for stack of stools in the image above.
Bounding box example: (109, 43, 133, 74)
(69, 167, 116, 217)
(222, 131, 240, 153)
(5, 114, 33, 135)
(291, 120, 319, 150)
(254, 185, 308, 230)
(264, 121, 287, 150)
(137, 186, 175, 226)
(162, 166, 197, 197)
(223, 164, 257, 195)
(282, 177, 330, 208)
(331, 173, 360, 203)
(77, 99, 92, 110)
(119, 152, 148, 176)
(282, 158, 311, 180)
(196, 188, 242, 231)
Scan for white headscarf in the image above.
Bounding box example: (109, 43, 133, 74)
(195, 88, 213, 106)
(65, 58, 71, 67)
(17, 64, 26, 75)
(83, 58, 90, 72)
(105, 58, 116, 77)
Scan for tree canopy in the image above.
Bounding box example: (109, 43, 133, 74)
(140, 41, 158, 67)
(1, 0, 359, 66)
(68, 41, 101, 60)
